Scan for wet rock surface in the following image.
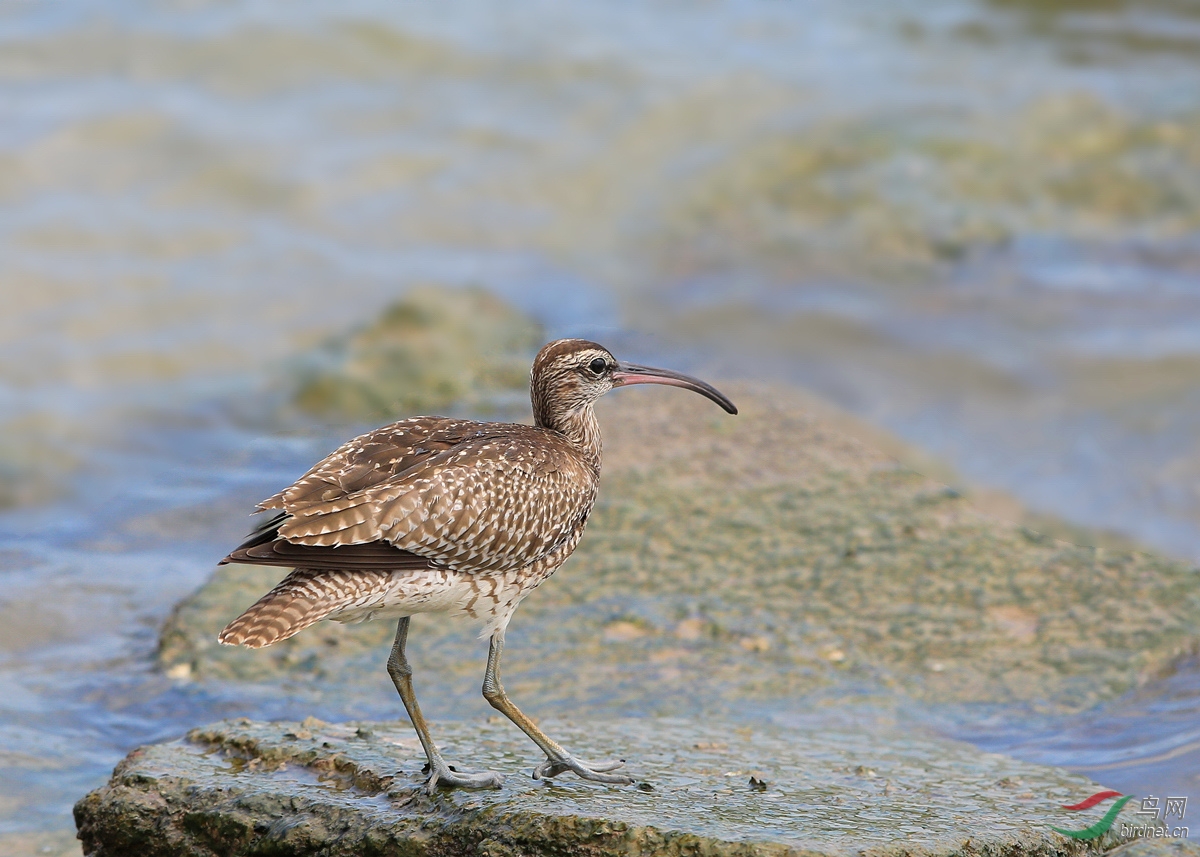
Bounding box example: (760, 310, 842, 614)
(77, 716, 1123, 857)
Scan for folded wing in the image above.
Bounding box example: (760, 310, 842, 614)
(225, 418, 594, 574)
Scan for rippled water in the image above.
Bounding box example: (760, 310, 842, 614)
(2, 0, 1199, 851)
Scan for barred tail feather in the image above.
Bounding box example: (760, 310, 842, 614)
(218, 569, 352, 648)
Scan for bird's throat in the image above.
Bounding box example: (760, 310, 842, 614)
(537, 403, 602, 475)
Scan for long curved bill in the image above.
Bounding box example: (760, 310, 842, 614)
(611, 362, 738, 414)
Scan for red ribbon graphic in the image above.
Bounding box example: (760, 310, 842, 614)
(1062, 790, 1123, 811)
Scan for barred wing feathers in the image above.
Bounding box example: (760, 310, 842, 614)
(229, 418, 596, 575)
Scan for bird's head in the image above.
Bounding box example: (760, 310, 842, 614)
(530, 339, 737, 431)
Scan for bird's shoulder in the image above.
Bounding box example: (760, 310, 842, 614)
(418, 424, 592, 482)
(257, 416, 478, 511)
(259, 417, 589, 513)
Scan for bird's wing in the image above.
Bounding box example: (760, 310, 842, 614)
(221, 511, 436, 571)
(256, 417, 482, 512)
(275, 427, 595, 572)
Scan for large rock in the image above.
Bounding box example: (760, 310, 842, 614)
(76, 716, 1134, 857)
(289, 285, 542, 423)
(159, 384, 1200, 717)
(128, 334, 1200, 857)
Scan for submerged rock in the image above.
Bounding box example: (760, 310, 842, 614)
(663, 94, 1200, 283)
(290, 285, 542, 422)
(76, 716, 1123, 857)
(159, 384, 1200, 717)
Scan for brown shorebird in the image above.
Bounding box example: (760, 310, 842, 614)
(218, 338, 736, 791)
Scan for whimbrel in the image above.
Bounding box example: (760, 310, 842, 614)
(218, 339, 737, 791)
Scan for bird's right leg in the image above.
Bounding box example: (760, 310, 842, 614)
(387, 617, 503, 792)
(482, 629, 633, 785)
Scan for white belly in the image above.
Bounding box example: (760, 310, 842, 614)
(325, 566, 530, 636)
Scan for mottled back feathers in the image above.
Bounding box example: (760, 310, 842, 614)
(223, 416, 599, 576)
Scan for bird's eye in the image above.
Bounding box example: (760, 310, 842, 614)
(588, 357, 609, 376)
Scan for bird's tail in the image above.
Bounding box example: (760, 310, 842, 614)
(218, 568, 373, 648)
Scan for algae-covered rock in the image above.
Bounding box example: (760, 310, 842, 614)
(291, 285, 542, 422)
(76, 716, 1126, 857)
(159, 385, 1200, 717)
(663, 94, 1200, 281)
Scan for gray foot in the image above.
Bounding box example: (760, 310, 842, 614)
(423, 761, 504, 793)
(533, 754, 633, 785)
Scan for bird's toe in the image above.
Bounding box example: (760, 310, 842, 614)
(533, 755, 632, 785)
(425, 763, 505, 792)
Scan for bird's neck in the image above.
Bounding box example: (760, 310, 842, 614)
(536, 403, 602, 474)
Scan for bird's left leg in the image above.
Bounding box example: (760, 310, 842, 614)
(481, 628, 633, 784)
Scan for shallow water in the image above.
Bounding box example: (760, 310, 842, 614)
(2, 0, 1199, 850)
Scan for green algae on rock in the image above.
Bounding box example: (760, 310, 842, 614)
(290, 285, 542, 422)
(158, 385, 1200, 718)
(661, 94, 1200, 283)
(75, 716, 1121, 857)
